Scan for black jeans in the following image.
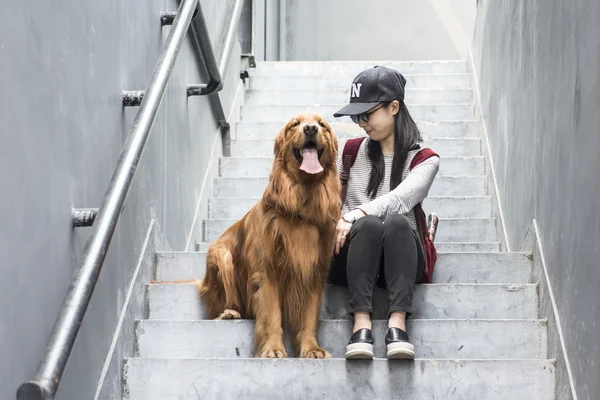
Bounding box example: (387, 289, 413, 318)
(329, 214, 425, 317)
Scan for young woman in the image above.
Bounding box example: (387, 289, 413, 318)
(329, 66, 440, 360)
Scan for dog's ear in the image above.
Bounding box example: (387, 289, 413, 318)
(317, 116, 339, 163)
(274, 118, 294, 159)
(274, 126, 285, 159)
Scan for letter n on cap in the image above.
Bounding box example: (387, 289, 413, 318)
(351, 83, 362, 98)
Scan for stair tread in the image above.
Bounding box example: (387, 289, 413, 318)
(210, 195, 490, 199)
(205, 217, 497, 242)
(249, 74, 471, 91)
(123, 358, 554, 400)
(215, 176, 488, 197)
(135, 318, 548, 360)
(154, 251, 530, 283)
(193, 241, 501, 253)
(147, 283, 538, 320)
(219, 156, 485, 178)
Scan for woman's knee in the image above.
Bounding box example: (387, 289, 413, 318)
(383, 214, 412, 236)
(350, 215, 384, 240)
(352, 215, 384, 233)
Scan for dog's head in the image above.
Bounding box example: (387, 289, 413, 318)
(273, 113, 338, 179)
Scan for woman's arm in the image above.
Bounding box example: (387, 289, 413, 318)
(356, 156, 440, 218)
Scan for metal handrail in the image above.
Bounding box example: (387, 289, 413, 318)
(188, 0, 245, 128)
(16, 1, 200, 398)
(187, 5, 223, 96)
(187, 0, 244, 96)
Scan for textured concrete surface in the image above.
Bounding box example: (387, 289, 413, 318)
(250, 61, 468, 75)
(147, 283, 538, 320)
(205, 217, 497, 243)
(229, 138, 480, 157)
(236, 120, 481, 139)
(191, 241, 501, 254)
(435, 242, 500, 252)
(208, 196, 491, 219)
(472, 1, 600, 398)
(135, 319, 548, 359)
(246, 88, 473, 106)
(214, 176, 488, 197)
(249, 74, 471, 91)
(123, 358, 554, 400)
(219, 156, 485, 177)
(154, 251, 531, 283)
(240, 104, 474, 123)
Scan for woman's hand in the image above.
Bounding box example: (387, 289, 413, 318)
(334, 219, 353, 255)
(334, 209, 367, 255)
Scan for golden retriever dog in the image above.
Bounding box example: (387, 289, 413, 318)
(198, 113, 340, 359)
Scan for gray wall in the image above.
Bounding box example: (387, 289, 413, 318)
(0, 0, 243, 398)
(257, 0, 475, 61)
(471, 1, 600, 399)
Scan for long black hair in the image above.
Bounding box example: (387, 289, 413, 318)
(366, 101, 423, 199)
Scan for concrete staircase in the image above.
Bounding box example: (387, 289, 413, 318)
(123, 61, 555, 399)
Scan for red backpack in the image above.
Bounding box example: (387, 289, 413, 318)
(340, 137, 439, 284)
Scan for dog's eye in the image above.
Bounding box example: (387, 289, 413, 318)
(291, 121, 300, 127)
(318, 121, 326, 128)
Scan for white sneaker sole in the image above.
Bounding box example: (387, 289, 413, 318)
(346, 342, 374, 359)
(387, 341, 415, 359)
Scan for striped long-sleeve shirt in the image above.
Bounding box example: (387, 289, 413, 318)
(338, 138, 440, 230)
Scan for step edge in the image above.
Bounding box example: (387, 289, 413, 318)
(229, 138, 482, 143)
(147, 282, 537, 288)
(124, 357, 555, 363)
(156, 250, 526, 257)
(135, 318, 548, 324)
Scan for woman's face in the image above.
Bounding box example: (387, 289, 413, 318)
(357, 100, 400, 142)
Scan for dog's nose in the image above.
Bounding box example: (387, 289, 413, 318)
(303, 124, 318, 136)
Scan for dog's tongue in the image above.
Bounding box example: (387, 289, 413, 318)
(299, 148, 323, 174)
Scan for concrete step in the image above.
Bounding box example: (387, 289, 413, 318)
(205, 218, 497, 243)
(135, 319, 547, 359)
(436, 242, 500, 252)
(123, 358, 554, 400)
(236, 120, 480, 139)
(208, 196, 491, 219)
(154, 252, 531, 284)
(250, 60, 468, 75)
(215, 176, 487, 197)
(246, 89, 472, 106)
(435, 241, 500, 253)
(249, 74, 471, 90)
(192, 241, 500, 253)
(147, 283, 538, 320)
(239, 104, 473, 123)
(219, 156, 485, 178)
(230, 138, 480, 158)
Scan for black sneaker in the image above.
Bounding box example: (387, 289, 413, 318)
(385, 327, 415, 359)
(345, 328, 374, 359)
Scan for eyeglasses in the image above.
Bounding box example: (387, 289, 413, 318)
(351, 103, 386, 124)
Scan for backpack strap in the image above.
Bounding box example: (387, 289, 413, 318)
(409, 147, 440, 283)
(410, 148, 439, 170)
(409, 147, 440, 228)
(340, 137, 367, 204)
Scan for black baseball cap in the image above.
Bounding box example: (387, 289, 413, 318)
(333, 66, 407, 117)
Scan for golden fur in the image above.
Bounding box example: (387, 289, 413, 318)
(198, 113, 341, 358)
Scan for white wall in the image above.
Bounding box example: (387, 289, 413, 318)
(255, 0, 476, 61)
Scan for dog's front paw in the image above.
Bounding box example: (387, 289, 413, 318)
(216, 309, 241, 320)
(299, 347, 331, 359)
(256, 346, 287, 358)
